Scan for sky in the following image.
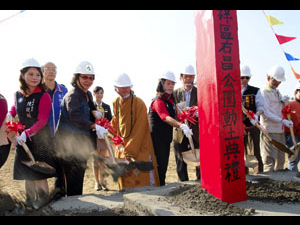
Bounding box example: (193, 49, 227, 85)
(0, 10, 300, 109)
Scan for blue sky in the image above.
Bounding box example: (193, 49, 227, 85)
(0, 10, 299, 108)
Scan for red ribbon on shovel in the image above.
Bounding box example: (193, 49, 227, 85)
(177, 106, 198, 124)
(5, 121, 25, 136)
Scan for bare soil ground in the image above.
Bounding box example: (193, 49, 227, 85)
(0, 145, 197, 215)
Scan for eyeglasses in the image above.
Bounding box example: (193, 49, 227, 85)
(80, 75, 95, 81)
(44, 67, 56, 72)
(241, 76, 250, 80)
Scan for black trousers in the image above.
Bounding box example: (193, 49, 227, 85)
(173, 137, 200, 181)
(55, 157, 87, 196)
(152, 139, 171, 186)
(0, 143, 10, 169)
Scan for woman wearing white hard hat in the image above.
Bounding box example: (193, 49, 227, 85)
(55, 61, 107, 196)
(282, 83, 300, 174)
(8, 58, 55, 209)
(260, 66, 292, 172)
(149, 71, 193, 186)
(110, 73, 160, 190)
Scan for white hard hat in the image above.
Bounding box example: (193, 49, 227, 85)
(267, 66, 286, 82)
(161, 71, 176, 83)
(181, 65, 196, 76)
(114, 73, 133, 87)
(240, 65, 252, 77)
(21, 58, 40, 70)
(75, 61, 95, 75)
(295, 82, 300, 91)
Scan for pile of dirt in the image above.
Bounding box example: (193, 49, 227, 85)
(166, 179, 300, 216)
(247, 178, 300, 203)
(0, 190, 16, 215)
(165, 184, 253, 216)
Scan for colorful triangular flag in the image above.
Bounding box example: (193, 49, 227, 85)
(291, 67, 300, 79)
(284, 52, 300, 61)
(275, 34, 296, 45)
(266, 14, 284, 26)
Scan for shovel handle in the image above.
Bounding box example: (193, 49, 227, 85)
(103, 133, 117, 164)
(287, 114, 297, 147)
(19, 140, 36, 163)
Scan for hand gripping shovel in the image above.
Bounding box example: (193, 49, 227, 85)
(19, 139, 56, 175)
(182, 124, 200, 167)
(176, 104, 200, 167)
(242, 106, 294, 156)
(92, 111, 154, 181)
(6, 121, 56, 175)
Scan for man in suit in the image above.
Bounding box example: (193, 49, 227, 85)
(173, 65, 200, 181)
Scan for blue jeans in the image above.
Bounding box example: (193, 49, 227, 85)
(285, 132, 300, 172)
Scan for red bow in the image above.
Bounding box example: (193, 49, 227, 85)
(111, 135, 124, 146)
(247, 110, 256, 120)
(177, 107, 197, 124)
(95, 118, 115, 133)
(282, 105, 292, 116)
(5, 121, 25, 135)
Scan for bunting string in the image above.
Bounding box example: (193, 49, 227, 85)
(263, 10, 300, 79)
(0, 10, 25, 24)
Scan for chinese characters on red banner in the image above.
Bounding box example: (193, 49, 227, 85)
(218, 10, 242, 183)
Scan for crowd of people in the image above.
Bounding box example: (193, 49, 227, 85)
(0, 58, 299, 210)
(0, 59, 196, 210)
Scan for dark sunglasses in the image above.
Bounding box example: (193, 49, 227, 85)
(80, 75, 95, 81)
(241, 76, 250, 80)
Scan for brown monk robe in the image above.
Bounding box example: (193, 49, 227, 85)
(111, 93, 160, 190)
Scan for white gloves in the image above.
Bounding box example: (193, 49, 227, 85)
(282, 119, 293, 128)
(177, 102, 186, 111)
(17, 131, 27, 145)
(94, 110, 103, 119)
(95, 124, 108, 139)
(281, 95, 289, 103)
(250, 114, 259, 126)
(6, 113, 12, 122)
(180, 124, 193, 137)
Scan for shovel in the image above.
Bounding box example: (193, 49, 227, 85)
(176, 104, 200, 167)
(284, 104, 300, 162)
(242, 106, 294, 156)
(92, 111, 154, 181)
(19, 139, 56, 175)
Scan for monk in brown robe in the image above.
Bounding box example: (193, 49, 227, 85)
(111, 73, 160, 190)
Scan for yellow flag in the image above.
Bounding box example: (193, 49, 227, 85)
(266, 14, 284, 26)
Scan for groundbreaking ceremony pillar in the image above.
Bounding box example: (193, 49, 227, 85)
(195, 10, 247, 204)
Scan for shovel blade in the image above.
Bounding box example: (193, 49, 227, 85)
(288, 143, 300, 162)
(22, 161, 56, 175)
(270, 139, 294, 155)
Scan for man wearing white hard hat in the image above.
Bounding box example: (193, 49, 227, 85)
(260, 66, 293, 172)
(241, 65, 264, 174)
(149, 71, 193, 186)
(282, 83, 300, 175)
(173, 65, 200, 181)
(110, 73, 160, 190)
(55, 61, 108, 196)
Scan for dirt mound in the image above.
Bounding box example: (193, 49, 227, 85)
(166, 179, 300, 216)
(166, 184, 253, 216)
(0, 190, 16, 215)
(247, 178, 300, 203)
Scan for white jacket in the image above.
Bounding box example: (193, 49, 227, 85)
(260, 85, 284, 133)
